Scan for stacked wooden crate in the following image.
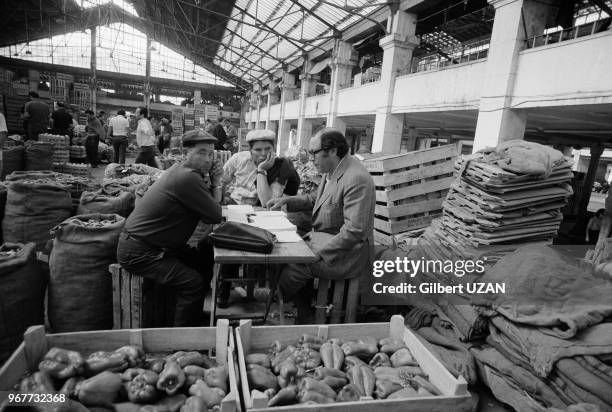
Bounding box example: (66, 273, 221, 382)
(360, 145, 458, 245)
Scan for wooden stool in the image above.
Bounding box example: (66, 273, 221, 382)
(108, 264, 177, 329)
(314, 277, 360, 324)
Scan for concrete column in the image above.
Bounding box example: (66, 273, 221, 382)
(255, 90, 262, 129)
(297, 61, 319, 148)
(278, 71, 296, 156)
(473, 0, 554, 151)
(327, 40, 357, 131)
(265, 84, 272, 129)
(90, 26, 97, 111)
(144, 37, 151, 112)
(371, 10, 418, 153)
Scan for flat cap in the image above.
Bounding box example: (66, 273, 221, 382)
(182, 129, 217, 146)
(246, 129, 276, 142)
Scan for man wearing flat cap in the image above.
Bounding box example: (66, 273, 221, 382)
(117, 129, 224, 326)
(217, 129, 300, 307)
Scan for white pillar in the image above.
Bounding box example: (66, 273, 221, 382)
(297, 63, 319, 148)
(473, 0, 552, 151)
(371, 10, 418, 153)
(265, 90, 272, 130)
(278, 71, 296, 156)
(327, 40, 357, 131)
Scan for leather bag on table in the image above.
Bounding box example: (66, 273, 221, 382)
(209, 221, 276, 254)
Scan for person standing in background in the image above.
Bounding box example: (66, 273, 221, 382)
(85, 109, 105, 168)
(50, 102, 73, 137)
(108, 109, 130, 164)
(134, 106, 157, 167)
(587, 209, 606, 245)
(158, 118, 173, 155)
(211, 117, 228, 151)
(223, 118, 238, 154)
(0, 112, 7, 147)
(23, 91, 50, 141)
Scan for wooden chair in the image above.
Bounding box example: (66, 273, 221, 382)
(108, 264, 176, 329)
(314, 277, 360, 324)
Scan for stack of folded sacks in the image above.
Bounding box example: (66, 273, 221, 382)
(419, 140, 573, 264)
(471, 245, 612, 412)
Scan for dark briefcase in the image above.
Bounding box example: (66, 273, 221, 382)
(209, 221, 276, 254)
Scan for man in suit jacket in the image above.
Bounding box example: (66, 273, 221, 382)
(267, 128, 375, 323)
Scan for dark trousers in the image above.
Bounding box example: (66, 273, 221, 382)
(112, 136, 128, 164)
(116, 233, 214, 327)
(86, 135, 99, 167)
(135, 145, 157, 167)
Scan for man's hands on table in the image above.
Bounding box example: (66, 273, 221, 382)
(266, 197, 288, 210)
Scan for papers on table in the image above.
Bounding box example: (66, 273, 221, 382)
(272, 231, 303, 243)
(227, 205, 255, 214)
(249, 215, 296, 231)
(253, 210, 286, 217)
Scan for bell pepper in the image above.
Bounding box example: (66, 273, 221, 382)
(298, 334, 323, 350)
(60, 376, 84, 397)
(417, 387, 434, 396)
(341, 338, 378, 360)
(268, 385, 298, 407)
(278, 358, 298, 388)
(369, 352, 391, 368)
(139, 394, 187, 412)
(343, 355, 367, 371)
(180, 396, 207, 412)
(388, 386, 418, 399)
(20, 371, 56, 393)
(271, 345, 297, 373)
(298, 390, 335, 404)
(327, 338, 343, 346)
(346, 365, 375, 397)
(156, 360, 186, 396)
(378, 338, 406, 354)
(121, 368, 147, 382)
(299, 378, 336, 400)
(390, 348, 417, 367)
(412, 375, 441, 396)
(145, 358, 166, 374)
(319, 342, 344, 370)
(188, 379, 226, 408)
(127, 371, 159, 404)
(336, 383, 361, 402)
(295, 347, 321, 370)
(247, 364, 279, 392)
(170, 351, 213, 368)
(315, 369, 347, 391)
(245, 353, 271, 369)
(374, 366, 426, 387)
(114, 345, 145, 368)
(38, 347, 85, 379)
(204, 366, 228, 393)
(269, 340, 282, 356)
(85, 351, 130, 375)
(374, 379, 402, 399)
(264, 388, 277, 399)
(183, 365, 207, 387)
(76, 370, 123, 406)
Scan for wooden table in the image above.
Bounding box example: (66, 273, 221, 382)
(210, 241, 317, 326)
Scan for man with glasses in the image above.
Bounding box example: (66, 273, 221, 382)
(267, 128, 375, 323)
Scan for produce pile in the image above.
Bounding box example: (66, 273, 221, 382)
(17, 345, 230, 411)
(245, 334, 442, 407)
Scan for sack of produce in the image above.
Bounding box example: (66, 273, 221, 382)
(3, 180, 72, 251)
(0, 242, 46, 364)
(0, 184, 6, 244)
(25, 141, 55, 171)
(78, 185, 135, 217)
(1, 146, 25, 180)
(5, 170, 60, 181)
(48, 213, 125, 332)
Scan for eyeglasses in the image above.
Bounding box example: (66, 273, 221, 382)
(308, 148, 325, 156)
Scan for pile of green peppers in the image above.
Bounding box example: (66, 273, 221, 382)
(244, 334, 443, 407)
(18, 345, 229, 412)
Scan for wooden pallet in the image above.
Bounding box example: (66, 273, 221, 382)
(362, 145, 458, 245)
(236, 315, 472, 411)
(109, 264, 177, 329)
(0, 321, 239, 412)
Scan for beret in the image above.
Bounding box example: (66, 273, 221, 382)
(246, 129, 276, 142)
(182, 129, 217, 146)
